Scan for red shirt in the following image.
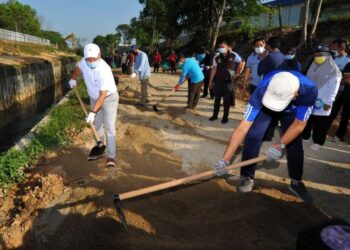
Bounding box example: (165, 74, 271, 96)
(169, 53, 177, 63)
(153, 53, 161, 63)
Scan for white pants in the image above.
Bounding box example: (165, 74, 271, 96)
(90, 92, 118, 159)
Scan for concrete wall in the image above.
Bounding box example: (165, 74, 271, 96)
(0, 57, 76, 111)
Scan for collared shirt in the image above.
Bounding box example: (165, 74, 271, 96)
(334, 54, 350, 71)
(134, 51, 151, 80)
(246, 52, 263, 86)
(78, 59, 117, 100)
(178, 58, 204, 84)
(243, 70, 318, 122)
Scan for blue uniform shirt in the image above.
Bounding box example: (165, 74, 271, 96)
(243, 70, 318, 122)
(178, 58, 205, 85)
(246, 52, 263, 86)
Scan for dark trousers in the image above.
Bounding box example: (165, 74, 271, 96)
(241, 108, 304, 181)
(249, 85, 257, 95)
(328, 86, 350, 140)
(187, 81, 203, 108)
(154, 63, 160, 73)
(170, 62, 176, 74)
(303, 115, 329, 145)
(202, 76, 214, 98)
(230, 88, 236, 106)
(121, 63, 127, 74)
(212, 82, 233, 119)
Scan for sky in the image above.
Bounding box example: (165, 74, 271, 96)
(10, 0, 143, 44)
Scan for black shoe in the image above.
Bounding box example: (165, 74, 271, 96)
(200, 94, 207, 98)
(221, 117, 228, 124)
(289, 181, 313, 203)
(209, 116, 218, 121)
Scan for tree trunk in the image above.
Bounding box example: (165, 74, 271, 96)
(299, 0, 310, 48)
(278, 0, 283, 31)
(211, 0, 226, 50)
(310, 0, 323, 37)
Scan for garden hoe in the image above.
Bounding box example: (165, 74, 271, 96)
(113, 155, 267, 230)
(74, 88, 106, 161)
(152, 88, 177, 112)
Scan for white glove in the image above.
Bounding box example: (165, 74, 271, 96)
(86, 112, 96, 124)
(266, 143, 285, 162)
(130, 73, 137, 78)
(69, 79, 77, 89)
(213, 159, 230, 176)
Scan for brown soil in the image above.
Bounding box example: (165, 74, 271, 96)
(0, 40, 75, 66)
(0, 72, 342, 250)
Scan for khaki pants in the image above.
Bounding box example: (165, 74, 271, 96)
(140, 77, 149, 104)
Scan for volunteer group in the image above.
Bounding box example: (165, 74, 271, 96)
(68, 36, 349, 203)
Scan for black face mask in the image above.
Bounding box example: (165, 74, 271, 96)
(132, 51, 138, 56)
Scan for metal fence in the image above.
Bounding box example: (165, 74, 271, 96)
(0, 28, 50, 46)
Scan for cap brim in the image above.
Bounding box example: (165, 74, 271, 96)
(262, 92, 292, 112)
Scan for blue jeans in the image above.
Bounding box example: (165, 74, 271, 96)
(240, 108, 304, 181)
(90, 92, 119, 159)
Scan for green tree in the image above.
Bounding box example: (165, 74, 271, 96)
(41, 30, 68, 50)
(116, 24, 132, 44)
(0, 0, 41, 36)
(93, 33, 120, 56)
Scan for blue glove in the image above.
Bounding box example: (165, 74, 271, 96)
(266, 144, 285, 162)
(213, 159, 230, 176)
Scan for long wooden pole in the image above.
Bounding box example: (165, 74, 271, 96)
(119, 155, 267, 201)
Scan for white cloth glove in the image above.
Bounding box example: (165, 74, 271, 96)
(213, 159, 230, 176)
(130, 73, 137, 78)
(86, 112, 96, 124)
(69, 79, 77, 89)
(266, 144, 285, 162)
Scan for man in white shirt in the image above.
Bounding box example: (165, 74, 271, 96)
(69, 43, 119, 167)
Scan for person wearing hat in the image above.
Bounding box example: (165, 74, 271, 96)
(69, 43, 119, 167)
(174, 53, 205, 109)
(213, 70, 318, 203)
(303, 45, 342, 150)
(130, 46, 151, 106)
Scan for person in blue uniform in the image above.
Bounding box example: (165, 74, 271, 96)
(213, 70, 318, 203)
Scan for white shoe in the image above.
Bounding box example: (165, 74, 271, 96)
(310, 143, 321, 150)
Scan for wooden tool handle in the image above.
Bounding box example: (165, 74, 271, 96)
(154, 88, 176, 106)
(74, 88, 100, 142)
(119, 155, 267, 201)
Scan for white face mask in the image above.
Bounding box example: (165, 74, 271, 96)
(218, 48, 227, 54)
(255, 47, 265, 54)
(331, 50, 339, 57)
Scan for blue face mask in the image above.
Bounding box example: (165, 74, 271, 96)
(86, 60, 100, 69)
(285, 54, 295, 60)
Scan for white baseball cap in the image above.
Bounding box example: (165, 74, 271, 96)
(262, 72, 300, 112)
(84, 43, 100, 58)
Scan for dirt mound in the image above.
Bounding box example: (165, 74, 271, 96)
(0, 72, 333, 250)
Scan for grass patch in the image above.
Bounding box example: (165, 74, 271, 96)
(0, 82, 89, 188)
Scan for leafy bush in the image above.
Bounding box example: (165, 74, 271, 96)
(240, 23, 256, 42)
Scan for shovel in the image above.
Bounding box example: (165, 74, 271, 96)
(113, 155, 267, 230)
(152, 88, 177, 112)
(74, 88, 106, 161)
